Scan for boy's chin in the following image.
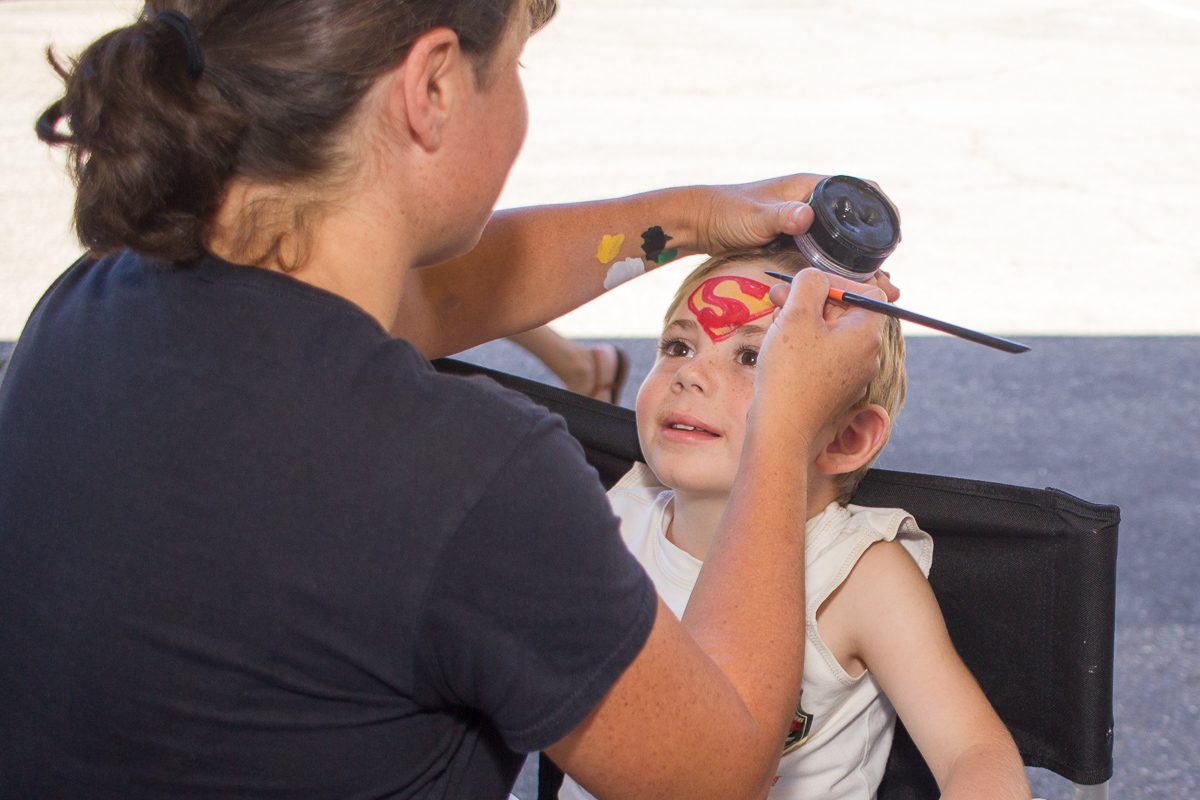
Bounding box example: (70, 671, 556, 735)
(662, 474, 736, 499)
(645, 457, 736, 497)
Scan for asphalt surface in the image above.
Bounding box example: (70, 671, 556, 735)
(449, 334, 1200, 800)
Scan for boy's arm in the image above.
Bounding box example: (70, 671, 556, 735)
(395, 175, 831, 357)
(843, 541, 1031, 799)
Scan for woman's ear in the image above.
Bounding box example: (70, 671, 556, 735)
(814, 404, 892, 477)
(385, 27, 464, 152)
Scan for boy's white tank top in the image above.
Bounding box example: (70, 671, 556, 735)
(559, 463, 933, 800)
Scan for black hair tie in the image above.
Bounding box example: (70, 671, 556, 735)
(156, 9, 205, 78)
(34, 100, 68, 144)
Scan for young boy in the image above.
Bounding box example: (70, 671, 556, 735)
(560, 249, 1029, 799)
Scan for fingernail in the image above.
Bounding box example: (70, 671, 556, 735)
(788, 203, 809, 225)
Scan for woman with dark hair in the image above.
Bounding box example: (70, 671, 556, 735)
(0, 2, 893, 797)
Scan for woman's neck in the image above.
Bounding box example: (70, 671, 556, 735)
(207, 176, 422, 333)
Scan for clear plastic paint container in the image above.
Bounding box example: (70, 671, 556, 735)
(794, 175, 900, 281)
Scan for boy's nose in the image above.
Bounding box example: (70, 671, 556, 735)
(672, 356, 714, 393)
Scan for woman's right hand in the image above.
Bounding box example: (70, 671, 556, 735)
(754, 269, 887, 447)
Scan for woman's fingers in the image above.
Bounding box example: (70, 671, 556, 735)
(775, 201, 815, 238)
(824, 271, 886, 302)
(767, 269, 888, 320)
(698, 174, 824, 253)
(761, 269, 884, 417)
(870, 269, 900, 303)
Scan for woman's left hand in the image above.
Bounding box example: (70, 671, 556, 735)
(868, 269, 900, 303)
(694, 174, 901, 303)
(692, 173, 825, 255)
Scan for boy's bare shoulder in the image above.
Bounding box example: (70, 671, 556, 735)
(850, 538, 928, 591)
(836, 537, 947, 662)
(815, 536, 934, 677)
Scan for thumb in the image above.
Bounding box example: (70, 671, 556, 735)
(768, 268, 831, 315)
(774, 201, 814, 237)
(782, 267, 832, 312)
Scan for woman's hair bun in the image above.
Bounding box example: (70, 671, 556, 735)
(36, 0, 537, 267)
(36, 15, 241, 262)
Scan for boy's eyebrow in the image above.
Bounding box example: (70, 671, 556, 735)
(664, 319, 697, 334)
(665, 319, 768, 338)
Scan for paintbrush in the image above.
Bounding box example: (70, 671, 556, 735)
(763, 271, 1030, 354)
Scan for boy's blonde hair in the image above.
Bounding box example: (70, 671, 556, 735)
(664, 246, 906, 504)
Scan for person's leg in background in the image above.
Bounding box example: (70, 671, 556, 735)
(508, 327, 629, 403)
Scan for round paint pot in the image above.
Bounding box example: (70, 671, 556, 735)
(794, 175, 900, 281)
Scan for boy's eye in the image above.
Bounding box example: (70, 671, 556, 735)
(658, 337, 693, 359)
(735, 347, 758, 367)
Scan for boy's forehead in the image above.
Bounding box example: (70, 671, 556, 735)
(681, 261, 779, 299)
(681, 266, 776, 342)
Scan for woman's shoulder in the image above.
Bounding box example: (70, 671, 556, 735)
(367, 355, 597, 490)
(410, 358, 558, 430)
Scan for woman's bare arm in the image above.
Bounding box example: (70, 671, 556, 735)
(397, 175, 832, 356)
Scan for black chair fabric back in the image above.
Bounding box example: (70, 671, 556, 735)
(857, 470, 1119, 794)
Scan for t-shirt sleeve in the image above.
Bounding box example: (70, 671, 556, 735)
(411, 413, 657, 754)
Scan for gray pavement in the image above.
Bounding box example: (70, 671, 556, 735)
(451, 334, 1200, 800)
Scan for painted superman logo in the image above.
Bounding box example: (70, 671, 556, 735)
(686, 275, 775, 342)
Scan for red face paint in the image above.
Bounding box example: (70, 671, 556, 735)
(686, 275, 775, 342)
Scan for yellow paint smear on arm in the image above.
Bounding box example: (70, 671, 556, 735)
(596, 233, 626, 264)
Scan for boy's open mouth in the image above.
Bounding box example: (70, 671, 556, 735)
(662, 414, 720, 439)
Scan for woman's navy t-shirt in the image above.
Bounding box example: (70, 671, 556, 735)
(0, 251, 656, 798)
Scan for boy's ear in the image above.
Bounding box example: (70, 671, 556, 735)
(814, 404, 892, 477)
(384, 27, 464, 152)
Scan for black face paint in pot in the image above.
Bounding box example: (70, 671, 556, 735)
(794, 175, 900, 281)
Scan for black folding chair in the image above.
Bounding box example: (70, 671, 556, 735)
(434, 360, 1119, 800)
(857, 469, 1117, 800)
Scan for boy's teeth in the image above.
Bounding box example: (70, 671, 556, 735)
(671, 424, 697, 431)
